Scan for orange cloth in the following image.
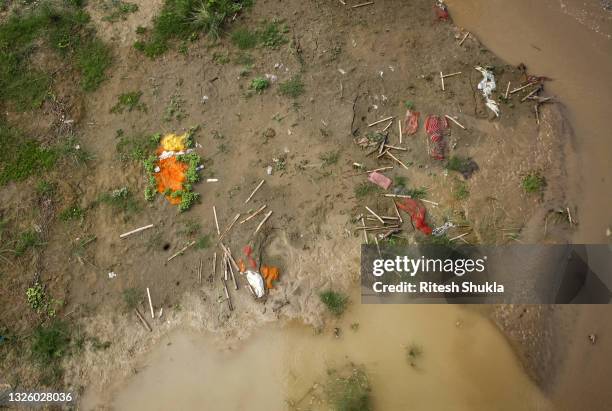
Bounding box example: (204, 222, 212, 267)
(261, 266, 279, 289)
(155, 156, 187, 205)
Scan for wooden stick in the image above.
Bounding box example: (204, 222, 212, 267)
(393, 200, 403, 224)
(449, 232, 469, 242)
(244, 179, 265, 204)
(134, 308, 152, 332)
(219, 242, 240, 273)
(440, 71, 445, 91)
(385, 151, 410, 169)
(398, 119, 403, 145)
(377, 148, 390, 159)
(222, 278, 233, 311)
(510, 82, 535, 94)
(365, 206, 384, 224)
(212, 252, 217, 279)
(352, 1, 374, 8)
(223, 254, 228, 281)
(355, 226, 400, 231)
(146, 287, 155, 319)
(444, 115, 466, 130)
(228, 259, 238, 290)
(254, 211, 273, 235)
(213, 206, 220, 236)
(382, 120, 393, 132)
(521, 87, 540, 102)
(504, 81, 511, 99)
(459, 32, 470, 46)
(239, 205, 267, 224)
(167, 241, 196, 262)
(382, 194, 439, 206)
(366, 166, 393, 173)
(198, 258, 203, 284)
(442, 71, 462, 78)
(360, 216, 368, 244)
(384, 144, 407, 151)
(219, 213, 240, 241)
(120, 224, 154, 239)
(368, 116, 394, 127)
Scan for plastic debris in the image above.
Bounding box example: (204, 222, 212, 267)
(397, 198, 433, 235)
(246, 270, 266, 298)
(368, 171, 392, 190)
(432, 221, 454, 237)
(425, 115, 449, 160)
(475, 66, 500, 117)
(434, 1, 449, 20)
(108, 271, 117, 279)
(404, 109, 420, 135)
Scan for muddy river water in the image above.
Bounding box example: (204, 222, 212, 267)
(84, 1, 610, 409)
(85, 303, 552, 411)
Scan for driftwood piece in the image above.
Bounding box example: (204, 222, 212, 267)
(167, 241, 196, 262)
(244, 179, 265, 204)
(120, 224, 154, 239)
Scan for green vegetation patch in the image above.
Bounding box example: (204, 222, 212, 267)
(279, 75, 304, 98)
(100, 0, 139, 22)
(522, 172, 546, 194)
(110, 91, 147, 113)
(320, 290, 348, 316)
(325, 366, 372, 411)
(134, 0, 253, 58)
(0, 123, 57, 185)
(0, 2, 112, 108)
(31, 320, 71, 384)
(116, 132, 160, 162)
(230, 20, 288, 50)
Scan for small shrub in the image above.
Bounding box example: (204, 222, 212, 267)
(320, 290, 348, 316)
(97, 187, 140, 214)
(279, 75, 304, 98)
(354, 182, 380, 199)
(110, 91, 146, 113)
(260, 20, 288, 49)
(320, 150, 340, 167)
(31, 321, 71, 384)
(250, 77, 270, 93)
(122, 287, 141, 309)
(59, 205, 86, 221)
(76, 39, 113, 92)
(14, 231, 42, 256)
(36, 180, 57, 197)
(325, 366, 371, 411)
(231, 27, 258, 49)
(522, 172, 546, 194)
(454, 180, 469, 200)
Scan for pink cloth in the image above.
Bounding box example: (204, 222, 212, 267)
(368, 171, 392, 190)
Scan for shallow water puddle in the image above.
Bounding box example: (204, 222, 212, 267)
(91, 303, 551, 411)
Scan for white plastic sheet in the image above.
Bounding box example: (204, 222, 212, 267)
(246, 270, 266, 298)
(475, 66, 500, 117)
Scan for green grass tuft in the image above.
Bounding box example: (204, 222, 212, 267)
(31, 321, 71, 384)
(111, 91, 146, 113)
(354, 182, 380, 199)
(76, 39, 112, 92)
(259, 20, 288, 49)
(522, 172, 546, 194)
(320, 150, 340, 166)
(250, 77, 270, 93)
(279, 75, 304, 98)
(231, 27, 258, 49)
(325, 366, 371, 411)
(320, 290, 348, 316)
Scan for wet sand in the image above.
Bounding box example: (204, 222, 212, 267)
(445, 0, 612, 243)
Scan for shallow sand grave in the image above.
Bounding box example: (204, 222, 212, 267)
(0, 0, 600, 409)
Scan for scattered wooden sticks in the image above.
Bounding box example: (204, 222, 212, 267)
(352, 1, 374, 8)
(385, 151, 410, 169)
(213, 206, 220, 236)
(440, 71, 461, 91)
(219, 213, 240, 241)
(444, 115, 466, 130)
(219, 242, 240, 273)
(240, 205, 267, 224)
(510, 82, 535, 94)
(167, 240, 196, 262)
(365, 206, 384, 224)
(459, 31, 470, 46)
(244, 179, 265, 204)
(146, 287, 155, 319)
(254, 211, 273, 235)
(368, 116, 394, 127)
(120, 224, 154, 239)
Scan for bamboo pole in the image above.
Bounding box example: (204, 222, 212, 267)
(398, 119, 403, 145)
(146, 287, 154, 319)
(368, 116, 394, 127)
(239, 205, 267, 224)
(222, 278, 233, 311)
(244, 179, 265, 204)
(444, 115, 466, 130)
(459, 32, 470, 46)
(352, 1, 374, 8)
(134, 308, 152, 332)
(385, 151, 410, 169)
(167, 241, 196, 262)
(219, 213, 240, 241)
(213, 206, 220, 235)
(365, 206, 384, 224)
(120, 224, 154, 239)
(254, 211, 273, 235)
